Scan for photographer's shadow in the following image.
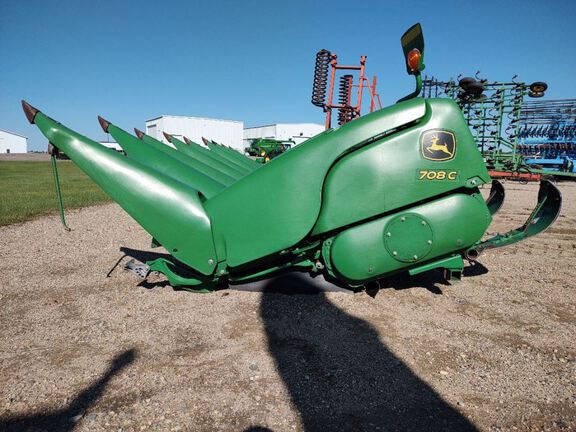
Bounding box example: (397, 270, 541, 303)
(0, 349, 136, 432)
(257, 273, 476, 431)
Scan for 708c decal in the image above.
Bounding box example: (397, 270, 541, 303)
(418, 169, 459, 180)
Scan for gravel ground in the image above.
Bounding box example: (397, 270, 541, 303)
(0, 181, 575, 432)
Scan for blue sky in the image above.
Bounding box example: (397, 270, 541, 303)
(1, 0, 575, 151)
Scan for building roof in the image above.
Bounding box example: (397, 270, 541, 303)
(0, 128, 28, 139)
(244, 123, 323, 130)
(146, 115, 242, 124)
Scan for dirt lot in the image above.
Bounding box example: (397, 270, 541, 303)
(0, 182, 575, 431)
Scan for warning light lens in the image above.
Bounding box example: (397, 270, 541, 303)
(407, 48, 421, 72)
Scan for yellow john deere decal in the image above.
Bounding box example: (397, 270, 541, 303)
(421, 130, 456, 161)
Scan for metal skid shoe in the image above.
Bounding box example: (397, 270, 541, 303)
(468, 180, 562, 256)
(125, 258, 216, 293)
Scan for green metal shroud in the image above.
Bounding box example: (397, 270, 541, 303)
(170, 136, 246, 179)
(135, 130, 237, 187)
(312, 99, 490, 234)
(105, 121, 225, 199)
(23, 95, 561, 289)
(327, 192, 490, 284)
(22, 21, 564, 290)
(212, 141, 260, 169)
(205, 98, 476, 268)
(27, 107, 217, 276)
(203, 139, 254, 173)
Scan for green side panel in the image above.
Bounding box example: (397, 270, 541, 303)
(329, 192, 491, 283)
(140, 134, 236, 187)
(108, 125, 225, 199)
(171, 137, 246, 179)
(34, 113, 217, 275)
(206, 98, 427, 267)
(313, 98, 491, 234)
(207, 141, 256, 171)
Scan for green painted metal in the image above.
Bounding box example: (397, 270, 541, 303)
(210, 140, 260, 170)
(400, 23, 425, 75)
(398, 23, 425, 102)
(471, 180, 561, 253)
(22, 23, 564, 291)
(28, 108, 217, 276)
(228, 145, 261, 168)
(408, 255, 464, 278)
(50, 153, 71, 231)
(528, 167, 576, 179)
(169, 136, 246, 179)
(106, 122, 225, 199)
(205, 98, 427, 268)
(327, 192, 490, 283)
(203, 139, 253, 174)
(312, 98, 490, 234)
(409, 254, 464, 283)
(148, 258, 214, 291)
(136, 130, 237, 187)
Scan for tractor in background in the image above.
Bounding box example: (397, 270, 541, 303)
(245, 138, 296, 163)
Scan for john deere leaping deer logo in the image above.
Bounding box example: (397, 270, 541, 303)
(421, 130, 456, 161)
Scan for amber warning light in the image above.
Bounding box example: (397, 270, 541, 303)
(407, 48, 421, 72)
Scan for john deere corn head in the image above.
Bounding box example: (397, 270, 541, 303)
(22, 24, 561, 291)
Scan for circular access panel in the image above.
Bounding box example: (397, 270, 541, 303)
(384, 214, 434, 263)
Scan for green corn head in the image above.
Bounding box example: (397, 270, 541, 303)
(22, 23, 561, 291)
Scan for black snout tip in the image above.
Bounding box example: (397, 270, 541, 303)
(98, 116, 111, 133)
(22, 100, 39, 124)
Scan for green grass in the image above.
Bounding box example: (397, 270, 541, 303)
(0, 160, 111, 226)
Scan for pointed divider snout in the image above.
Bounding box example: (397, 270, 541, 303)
(163, 132, 173, 142)
(201, 137, 211, 146)
(22, 100, 40, 124)
(134, 128, 145, 139)
(183, 136, 192, 145)
(98, 116, 111, 133)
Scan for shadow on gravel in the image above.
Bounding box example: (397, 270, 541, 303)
(463, 261, 489, 277)
(251, 273, 477, 431)
(372, 261, 489, 297)
(0, 349, 137, 432)
(119, 246, 172, 263)
(232, 270, 352, 294)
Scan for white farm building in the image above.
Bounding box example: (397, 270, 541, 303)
(145, 115, 244, 152)
(243, 123, 324, 148)
(0, 129, 27, 154)
(142, 116, 323, 153)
